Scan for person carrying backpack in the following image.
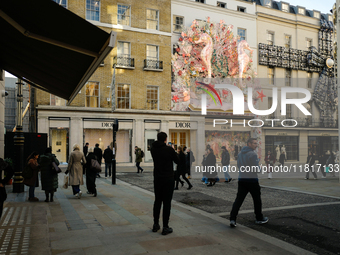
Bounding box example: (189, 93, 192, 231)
(135, 146, 144, 173)
(39, 147, 59, 202)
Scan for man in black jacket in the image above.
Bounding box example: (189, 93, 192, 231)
(221, 146, 232, 182)
(103, 146, 114, 178)
(151, 132, 179, 235)
(94, 143, 103, 178)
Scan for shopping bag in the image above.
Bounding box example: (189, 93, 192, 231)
(325, 166, 329, 173)
(63, 175, 69, 189)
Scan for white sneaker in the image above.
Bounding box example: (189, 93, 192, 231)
(268, 173, 272, 179)
(322, 176, 326, 178)
(78, 191, 82, 199)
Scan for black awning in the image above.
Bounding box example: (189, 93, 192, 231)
(0, 0, 116, 103)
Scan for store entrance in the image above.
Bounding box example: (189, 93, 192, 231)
(308, 136, 338, 158)
(50, 128, 69, 164)
(169, 130, 190, 150)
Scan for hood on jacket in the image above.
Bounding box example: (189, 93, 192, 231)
(240, 146, 254, 154)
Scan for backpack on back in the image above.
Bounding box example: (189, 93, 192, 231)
(141, 150, 144, 158)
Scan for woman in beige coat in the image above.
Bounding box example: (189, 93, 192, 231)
(66, 144, 86, 198)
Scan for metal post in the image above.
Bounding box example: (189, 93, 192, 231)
(337, 0, 340, 183)
(13, 78, 24, 193)
(112, 129, 116, 185)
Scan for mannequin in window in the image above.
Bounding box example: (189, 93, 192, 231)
(275, 145, 280, 161)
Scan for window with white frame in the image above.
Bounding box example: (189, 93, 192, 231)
(268, 68, 274, 85)
(237, 6, 246, 12)
(147, 45, 158, 60)
(306, 38, 312, 49)
(314, 11, 320, 19)
(85, 81, 99, 107)
(307, 72, 312, 88)
(268, 97, 275, 118)
(267, 31, 274, 45)
(117, 41, 130, 58)
(298, 7, 305, 15)
(281, 3, 289, 12)
(86, 0, 100, 21)
(173, 15, 184, 33)
(117, 84, 130, 109)
(285, 69, 291, 87)
(117, 4, 130, 26)
(146, 86, 158, 110)
(264, 0, 271, 7)
(50, 95, 66, 106)
(52, 0, 67, 8)
(147, 9, 159, 30)
(237, 28, 246, 42)
(286, 104, 292, 118)
(217, 2, 226, 8)
(285, 35, 291, 48)
(328, 15, 333, 22)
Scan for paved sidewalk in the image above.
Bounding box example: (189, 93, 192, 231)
(1, 173, 316, 255)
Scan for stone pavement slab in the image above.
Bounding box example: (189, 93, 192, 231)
(0, 174, 317, 255)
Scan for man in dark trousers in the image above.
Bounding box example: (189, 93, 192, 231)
(83, 142, 89, 174)
(221, 146, 232, 182)
(151, 132, 179, 235)
(94, 143, 102, 178)
(0, 158, 14, 219)
(103, 146, 114, 178)
(229, 138, 268, 228)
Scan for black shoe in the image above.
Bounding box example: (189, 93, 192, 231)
(230, 220, 237, 228)
(162, 227, 173, 235)
(187, 185, 193, 190)
(152, 223, 160, 232)
(181, 182, 184, 187)
(141, 169, 144, 173)
(174, 187, 178, 190)
(93, 190, 97, 197)
(228, 178, 233, 182)
(255, 217, 269, 225)
(207, 183, 213, 187)
(212, 181, 216, 186)
(87, 191, 93, 194)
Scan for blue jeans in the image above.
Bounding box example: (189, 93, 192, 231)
(223, 165, 231, 181)
(105, 162, 112, 177)
(136, 162, 143, 173)
(29, 186, 35, 198)
(72, 185, 80, 195)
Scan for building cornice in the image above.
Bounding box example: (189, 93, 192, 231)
(172, 0, 257, 21)
(257, 12, 320, 30)
(88, 20, 172, 37)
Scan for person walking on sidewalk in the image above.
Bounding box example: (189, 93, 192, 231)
(279, 151, 286, 167)
(85, 147, 98, 197)
(151, 132, 179, 235)
(23, 151, 40, 202)
(39, 147, 59, 202)
(221, 146, 232, 183)
(185, 147, 195, 179)
(135, 146, 144, 173)
(174, 146, 193, 190)
(83, 142, 89, 174)
(0, 158, 14, 219)
(318, 152, 327, 178)
(206, 148, 219, 186)
(103, 146, 114, 178)
(94, 143, 102, 178)
(264, 151, 275, 179)
(229, 138, 268, 228)
(305, 152, 317, 180)
(66, 144, 86, 199)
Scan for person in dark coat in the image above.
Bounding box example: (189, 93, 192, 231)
(318, 152, 327, 178)
(103, 146, 114, 178)
(151, 132, 179, 235)
(174, 146, 193, 190)
(279, 151, 286, 167)
(83, 142, 89, 174)
(221, 146, 232, 182)
(264, 151, 276, 179)
(185, 148, 195, 179)
(85, 147, 98, 197)
(206, 148, 219, 186)
(305, 152, 317, 179)
(0, 158, 14, 219)
(23, 151, 40, 201)
(39, 148, 59, 202)
(94, 143, 102, 178)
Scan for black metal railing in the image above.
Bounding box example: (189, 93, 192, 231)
(116, 57, 134, 68)
(144, 59, 163, 70)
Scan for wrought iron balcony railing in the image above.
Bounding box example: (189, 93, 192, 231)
(144, 59, 163, 71)
(260, 116, 338, 128)
(116, 57, 135, 69)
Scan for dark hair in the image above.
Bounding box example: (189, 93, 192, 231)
(85, 142, 89, 146)
(95, 143, 99, 147)
(209, 148, 214, 154)
(183, 146, 187, 152)
(221, 146, 226, 150)
(27, 151, 39, 162)
(157, 132, 167, 142)
(246, 138, 257, 145)
(45, 147, 52, 154)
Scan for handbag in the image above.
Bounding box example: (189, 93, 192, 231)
(52, 162, 62, 174)
(63, 175, 69, 189)
(91, 159, 102, 173)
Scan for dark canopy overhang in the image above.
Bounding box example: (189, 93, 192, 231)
(0, 0, 116, 103)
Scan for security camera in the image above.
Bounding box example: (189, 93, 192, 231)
(1, 91, 9, 97)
